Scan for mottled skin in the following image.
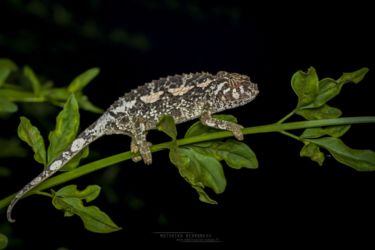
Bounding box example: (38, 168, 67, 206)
(6, 71, 259, 222)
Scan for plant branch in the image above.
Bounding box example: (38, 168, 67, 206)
(279, 131, 302, 141)
(1, 116, 375, 210)
(277, 108, 297, 124)
(35, 191, 53, 198)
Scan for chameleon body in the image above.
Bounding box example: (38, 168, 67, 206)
(6, 71, 259, 222)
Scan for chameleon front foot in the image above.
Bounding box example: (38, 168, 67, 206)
(200, 111, 245, 140)
(227, 123, 244, 140)
(131, 138, 152, 164)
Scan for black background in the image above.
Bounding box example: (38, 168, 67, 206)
(1, 0, 374, 248)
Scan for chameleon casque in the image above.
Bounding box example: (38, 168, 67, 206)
(6, 71, 259, 222)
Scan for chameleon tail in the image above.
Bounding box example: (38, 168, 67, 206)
(6, 122, 105, 222)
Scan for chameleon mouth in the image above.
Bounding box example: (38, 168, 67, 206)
(251, 82, 260, 96)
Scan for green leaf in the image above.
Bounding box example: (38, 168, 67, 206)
(0, 59, 17, 88)
(309, 137, 375, 171)
(337, 67, 369, 85)
(0, 97, 18, 114)
(192, 140, 258, 169)
(192, 185, 218, 204)
(0, 233, 8, 250)
(0, 58, 18, 71)
(169, 147, 226, 204)
(68, 68, 100, 93)
(0, 68, 10, 87)
(18, 116, 47, 166)
(157, 115, 177, 140)
(46, 89, 103, 113)
(53, 198, 120, 233)
(61, 146, 89, 171)
(185, 114, 238, 138)
(215, 140, 258, 169)
(183, 115, 257, 170)
(52, 185, 121, 233)
(296, 104, 342, 120)
(23, 66, 41, 96)
(301, 125, 351, 139)
(54, 185, 101, 203)
(291, 67, 319, 108)
(77, 95, 103, 113)
(292, 67, 368, 109)
(45, 88, 70, 102)
(311, 78, 340, 108)
(309, 67, 369, 108)
(48, 95, 80, 164)
(0, 89, 35, 102)
(300, 143, 325, 166)
(78, 204, 121, 233)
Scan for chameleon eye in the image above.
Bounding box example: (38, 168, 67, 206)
(216, 71, 228, 77)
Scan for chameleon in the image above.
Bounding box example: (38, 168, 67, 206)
(6, 71, 259, 222)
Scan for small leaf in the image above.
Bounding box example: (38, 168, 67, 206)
(0, 68, 10, 87)
(53, 197, 121, 233)
(192, 185, 218, 204)
(185, 114, 238, 138)
(54, 185, 101, 203)
(0, 233, 8, 250)
(45, 88, 70, 102)
(0, 89, 35, 102)
(79, 205, 121, 233)
(296, 104, 342, 120)
(311, 78, 340, 108)
(53, 185, 121, 233)
(300, 143, 325, 166)
(46, 89, 103, 113)
(157, 115, 177, 140)
(215, 140, 258, 169)
(309, 137, 375, 171)
(192, 140, 258, 169)
(0, 58, 18, 70)
(309, 68, 369, 108)
(23, 66, 41, 96)
(48, 95, 80, 164)
(68, 68, 100, 93)
(169, 147, 226, 204)
(77, 95, 103, 113)
(173, 147, 226, 194)
(0, 97, 18, 114)
(18, 116, 47, 166)
(337, 67, 369, 85)
(0, 58, 17, 88)
(291, 67, 319, 108)
(169, 146, 190, 167)
(301, 125, 351, 139)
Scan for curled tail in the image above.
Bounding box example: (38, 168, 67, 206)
(7, 122, 105, 222)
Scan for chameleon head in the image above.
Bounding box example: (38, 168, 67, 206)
(215, 71, 259, 104)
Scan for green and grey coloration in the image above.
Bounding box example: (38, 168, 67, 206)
(7, 71, 259, 222)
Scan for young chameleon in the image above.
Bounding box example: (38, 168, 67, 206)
(6, 71, 259, 222)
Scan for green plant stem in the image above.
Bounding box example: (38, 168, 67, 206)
(1, 116, 375, 210)
(277, 109, 297, 124)
(279, 131, 302, 141)
(35, 191, 53, 198)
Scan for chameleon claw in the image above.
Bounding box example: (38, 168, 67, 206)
(231, 124, 244, 140)
(140, 142, 152, 165)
